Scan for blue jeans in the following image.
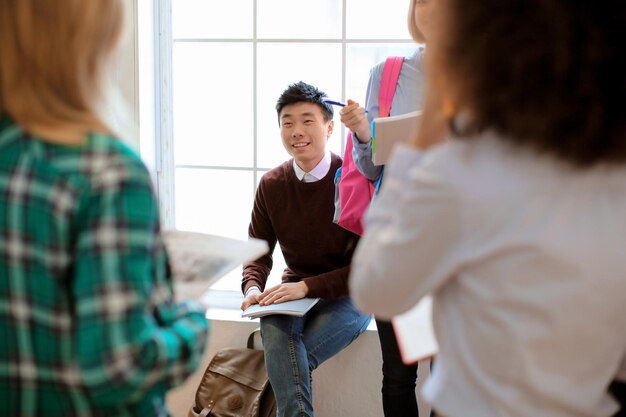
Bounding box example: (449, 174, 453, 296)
(260, 297, 371, 417)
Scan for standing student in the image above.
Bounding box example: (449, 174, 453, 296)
(349, 0, 626, 416)
(241, 82, 371, 417)
(339, 1, 435, 415)
(0, 1, 209, 416)
(340, 0, 435, 181)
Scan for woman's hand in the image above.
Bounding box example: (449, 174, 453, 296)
(340, 100, 371, 143)
(258, 282, 309, 305)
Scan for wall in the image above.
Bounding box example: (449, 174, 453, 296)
(114, 0, 140, 148)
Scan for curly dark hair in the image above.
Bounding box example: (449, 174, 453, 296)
(444, 0, 626, 167)
(275, 81, 334, 125)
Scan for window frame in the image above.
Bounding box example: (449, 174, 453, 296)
(147, 0, 415, 293)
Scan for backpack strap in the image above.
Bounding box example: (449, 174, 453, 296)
(378, 56, 404, 118)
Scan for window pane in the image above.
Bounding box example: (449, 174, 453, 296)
(175, 168, 254, 240)
(256, 43, 343, 168)
(257, 0, 342, 39)
(172, 0, 253, 39)
(209, 171, 287, 292)
(346, 0, 411, 39)
(173, 42, 253, 167)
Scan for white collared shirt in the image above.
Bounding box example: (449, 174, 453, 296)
(350, 132, 626, 417)
(293, 151, 331, 183)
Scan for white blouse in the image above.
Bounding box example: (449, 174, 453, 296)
(350, 132, 626, 417)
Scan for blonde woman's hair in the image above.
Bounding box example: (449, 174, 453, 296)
(0, 0, 124, 144)
(407, 0, 427, 44)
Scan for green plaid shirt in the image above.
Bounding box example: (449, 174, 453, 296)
(0, 116, 209, 417)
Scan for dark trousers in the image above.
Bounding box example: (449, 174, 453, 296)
(377, 318, 420, 417)
(611, 379, 626, 417)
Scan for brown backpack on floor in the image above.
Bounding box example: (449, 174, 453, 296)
(188, 329, 276, 417)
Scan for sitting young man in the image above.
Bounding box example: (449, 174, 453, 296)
(241, 81, 371, 417)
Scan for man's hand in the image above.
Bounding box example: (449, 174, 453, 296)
(340, 100, 371, 143)
(258, 282, 309, 306)
(241, 287, 262, 311)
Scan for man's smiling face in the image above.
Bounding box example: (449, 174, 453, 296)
(279, 102, 334, 173)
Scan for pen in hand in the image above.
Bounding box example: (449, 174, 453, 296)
(323, 99, 369, 114)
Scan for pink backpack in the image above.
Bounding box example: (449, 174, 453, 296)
(334, 56, 404, 235)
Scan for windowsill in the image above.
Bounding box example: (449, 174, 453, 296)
(186, 287, 378, 331)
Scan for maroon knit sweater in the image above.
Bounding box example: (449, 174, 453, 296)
(242, 153, 360, 299)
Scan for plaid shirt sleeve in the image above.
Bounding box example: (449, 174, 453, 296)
(72, 153, 209, 408)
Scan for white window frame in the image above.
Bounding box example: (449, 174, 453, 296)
(150, 0, 414, 228)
